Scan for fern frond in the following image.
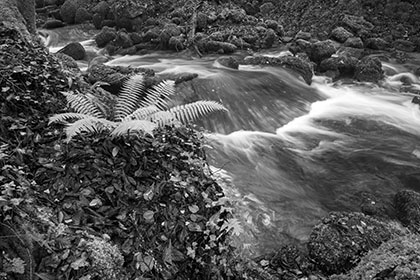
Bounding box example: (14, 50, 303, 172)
(110, 120, 157, 138)
(122, 105, 161, 121)
(115, 74, 146, 121)
(65, 117, 116, 142)
(49, 113, 92, 125)
(138, 80, 176, 110)
(149, 111, 179, 127)
(62, 91, 105, 118)
(168, 101, 228, 124)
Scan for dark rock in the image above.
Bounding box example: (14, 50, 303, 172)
(264, 28, 277, 48)
(264, 20, 278, 32)
(95, 26, 117, 48)
(174, 73, 198, 84)
(57, 41, 85, 60)
(115, 31, 133, 48)
(143, 29, 160, 42)
(319, 55, 358, 78)
(344, 37, 363, 49)
(130, 32, 142, 45)
(42, 19, 65, 29)
(60, 0, 82, 24)
(242, 55, 313, 84)
(310, 40, 337, 64)
(197, 40, 237, 54)
(294, 39, 312, 54)
(308, 212, 395, 275)
(51, 8, 62, 21)
(168, 36, 185, 51)
(92, 1, 110, 18)
(36, 0, 45, 8)
(412, 96, 420, 105)
(331, 27, 353, 43)
(337, 47, 364, 59)
(196, 12, 208, 31)
(393, 39, 416, 52)
(220, 7, 246, 23)
(364, 37, 389, 50)
(243, 2, 259, 16)
(209, 31, 227, 42)
(295, 31, 312, 41)
(101, 19, 116, 28)
(92, 13, 104, 29)
(415, 67, 420, 77)
(342, 14, 374, 34)
(115, 18, 133, 31)
(394, 190, 420, 233)
(74, 7, 92, 24)
(260, 2, 274, 16)
(171, 17, 182, 25)
(354, 57, 383, 83)
(115, 46, 137, 56)
(216, 56, 239, 69)
(330, 234, 420, 280)
(158, 23, 182, 49)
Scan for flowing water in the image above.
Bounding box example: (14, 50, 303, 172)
(42, 27, 420, 256)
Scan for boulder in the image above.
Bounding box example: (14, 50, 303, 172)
(197, 40, 237, 54)
(295, 30, 312, 41)
(216, 56, 239, 69)
(364, 37, 389, 50)
(354, 57, 383, 83)
(394, 190, 420, 234)
(60, 0, 83, 24)
(264, 20, 278, 33)
(42, 19, 65, 29)
(92, 13, 104, 29)
(393, 39, 416, 52)
(342, 14, 374, 34)
(242, 55, 313, 84)
(260, 2, 274, 16)
(114, 31, 133, 48)
(263, 28, 277, 48)
(158, 23, 182, 49)
(344, 37, 363, 49)
(330, 234, 420, 280)
(337, 46, 364, 59)
(310, 40, 337, 64)
(92, 1, 110, 18)
(74, 7, 92, 24)
(57, 41, 85, 60)
(308, 212, 395, 275)
(95, 26, 117, 48)
(195, 12, 208, 31)
(331, 27, 353, 43)
(319, 55, 358, 78)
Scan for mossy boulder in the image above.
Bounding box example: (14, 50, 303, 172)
(394, 190, 420, 234)
(95, 26, 117, 48)
(354, 56, 384, 83)
(308, 212, 395, 275)
(60, 0, 83, 24)
(331, 27, 353, 43)
(57, 41, 86, 60)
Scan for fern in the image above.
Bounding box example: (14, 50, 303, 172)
(51, 75, 228, 142)
(62, 91, 104, 118)
(114, 74, 146, 121)
(49, 113, 92, 125)
(138, 80, 175, 110)
(110, 120, 157, 138)
(168, 101, 228, 124)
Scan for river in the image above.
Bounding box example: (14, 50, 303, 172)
(41, 26, 420, 256)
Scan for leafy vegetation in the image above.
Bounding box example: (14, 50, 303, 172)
(50, 74, 228, 141)
(0, 23, 239, 280)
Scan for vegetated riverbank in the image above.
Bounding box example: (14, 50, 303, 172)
(1, 1, 420, 280)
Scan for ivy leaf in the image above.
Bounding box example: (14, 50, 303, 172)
(70, 255, 89, 270)
(188, 205, 199, 214)
(89, 198, 102, 207)
(143, 210, 154, 222)
(112, 147, 119, 157)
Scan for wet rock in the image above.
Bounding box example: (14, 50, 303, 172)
(42, 19, 65, 29)
(197, 40, 237, 54)
(101, 19, 116, 28)
(74, 7, 92, 24)
(196, 12, 208, 31)
(412, 96, 420, 105)
(174, 73, 198, 84)
(342, 14, 374, 34)
(415, 67, 420, 77)
(364, 37, 389, 50)
(319, 55, 358, 78)
(115, 18, 133, 31)
(242, 55, 313, 84)
(295, 31, 312, 41)
(92, 13, 104, 29)
(60, 0, 83, 24)
(92, 1, 110, 18)
(264, 28, 277, 48)
(114, 31, 133, 48)
(143, 28, 160, 42)
(57, 41, 85, 60)
(331, 27, 353, 43)
(264, 20, 278, 33)
(337, 47, 364, 59)
(308, 212, 395, 275)
(394, 190, 420, 234)
(290, 39, 312, 55)
(130, 32, 142, 45)
(393, 39, 416, 52)
(354, 57, 383, 83)
(260, 2, 274, 16)
(344, 37, 363, 49)
(310, 40, 337, 64)
(216, 56, 239, 69)
(330, 234, 420, 280)
(95, 26, 117, 48)
(158, 23, 182, 49)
